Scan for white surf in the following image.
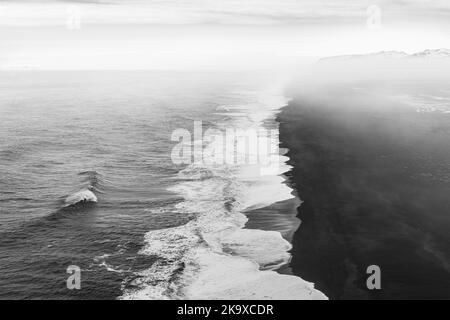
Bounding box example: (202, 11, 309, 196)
(64, 189, 97, 206)
(121, 80, 327, 300)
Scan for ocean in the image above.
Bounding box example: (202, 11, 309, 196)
(0, 71, 325, 299)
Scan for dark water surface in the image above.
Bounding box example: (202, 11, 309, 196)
(0, 71, 231, 299)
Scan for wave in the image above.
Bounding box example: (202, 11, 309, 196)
(61, 171, 106, 207)
(120, 83, 327, 300)
(64, 188, 97, 207)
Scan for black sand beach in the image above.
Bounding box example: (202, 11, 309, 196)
(278, 85, 450, 299)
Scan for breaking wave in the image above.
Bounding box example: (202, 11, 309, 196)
(120, 84, 327, 300)
(62, 171, 107, 208)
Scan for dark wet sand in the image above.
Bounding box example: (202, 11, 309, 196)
(277, 87, 450, 299)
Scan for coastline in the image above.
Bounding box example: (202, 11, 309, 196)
(277, 89, 450, 299)
(121, 82, 327, 300)
(173, 86, 328, 300)
(244, 195, 301, 278)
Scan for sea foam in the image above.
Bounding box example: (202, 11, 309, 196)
(64, 189, 97, 207)
(120, 82, 327, 300)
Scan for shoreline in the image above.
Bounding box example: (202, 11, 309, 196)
(176, 88, 328, 300)
(277, 89, 450, 299)
(121, 82, 327, 300)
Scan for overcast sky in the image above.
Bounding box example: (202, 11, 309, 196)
(1, 0, 449, 70)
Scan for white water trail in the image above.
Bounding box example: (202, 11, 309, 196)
(120, 81, 327, 300)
